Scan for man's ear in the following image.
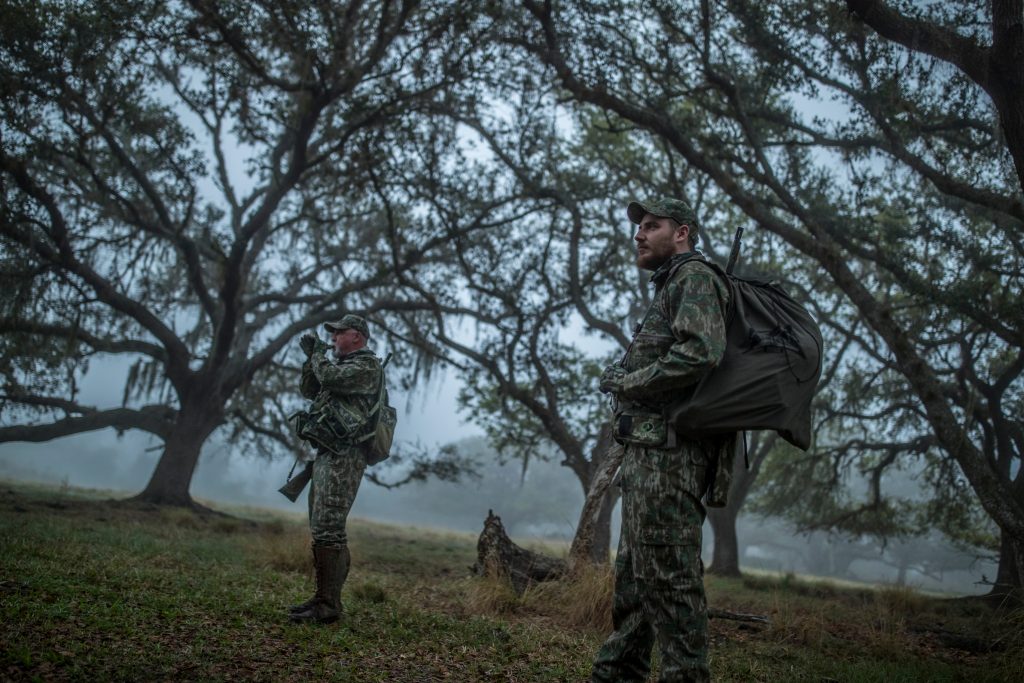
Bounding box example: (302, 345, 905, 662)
(675, 223, 690, 246)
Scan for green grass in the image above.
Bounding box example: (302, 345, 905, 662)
(1, 481, 1022, 682)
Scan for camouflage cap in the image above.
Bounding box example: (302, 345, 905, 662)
(324, 314, 370, 339)
(627, 197, 700, 236)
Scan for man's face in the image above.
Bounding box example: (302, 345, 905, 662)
(330, 328, 363, 356)
(634, 213, 689, 270)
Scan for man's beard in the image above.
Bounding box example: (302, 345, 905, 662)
(637, 248, 670, 270)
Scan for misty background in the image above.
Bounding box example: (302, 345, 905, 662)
(2, 0, 1018, 609)
(0, 352, 996, 596)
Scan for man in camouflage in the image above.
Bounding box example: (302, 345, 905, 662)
(290, 314, 382, 624)
(591, 199, 731, 682)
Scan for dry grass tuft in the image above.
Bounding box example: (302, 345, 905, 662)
(762, 589, 832, 648)
(161, 507, 207, 530)
(351, 580, 390, 604)
(863, 606, 909, 655)
(464, 560, 614, 633)
(248, 525, 312, 574)
(522, 563, 614, 633)
(464, 561, 522, 615)
(991, 605, 1024, 679)
(875, 584, 929, 615)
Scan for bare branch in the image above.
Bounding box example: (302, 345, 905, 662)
(0, 405, 175, 442)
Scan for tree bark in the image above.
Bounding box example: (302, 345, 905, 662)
(588, 483, 616, 565)
(989, 0, 1024, 194)
(132, 399, 222, 507)
(707, 432, 773, 577)
(473, 510, 567, 593)
(989, 529, 1023, 603)
(0, 405, 173, 443)
(568, 423, 623, 572)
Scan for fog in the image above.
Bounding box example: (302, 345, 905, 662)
(1, 424, 997, 597)
(0, 362, 480, 518)
(0, 347, 999, 597)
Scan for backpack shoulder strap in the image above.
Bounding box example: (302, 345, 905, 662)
(658, 252, 730, 320)
(355, 352, 392, 443)
(369, 352, 392, 417)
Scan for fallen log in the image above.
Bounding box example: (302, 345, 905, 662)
(471, 510, 771, 626)
(708, 608, 770, 625)
(909, 625, 1005, 653)
(472, 510, 566, 593)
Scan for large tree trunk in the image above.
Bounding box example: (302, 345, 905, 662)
(896, 561, 908, 586)
(133, 399, 221, 507)
(706, 432, 773, 577)
(988, 529, 1023, 603)
(568, 424, 623, 572)
(588, 484, 616, 565)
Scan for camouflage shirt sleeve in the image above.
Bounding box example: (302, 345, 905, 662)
(620, 262, 729, 400)
(299, 359, 321, 399)
(309, 350, 381, 397)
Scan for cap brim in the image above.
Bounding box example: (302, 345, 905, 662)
(324, 323, 347, 333)
(627, 201, 650, 224)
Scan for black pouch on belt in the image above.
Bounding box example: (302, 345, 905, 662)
(613, 409, 674, 448)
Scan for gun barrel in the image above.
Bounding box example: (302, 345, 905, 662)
(726, 226, 744, 275)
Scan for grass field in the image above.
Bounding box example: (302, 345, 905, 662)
(1, 481, 1022, 682)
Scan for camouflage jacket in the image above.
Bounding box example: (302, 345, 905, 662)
(620, 251, 730, 410)
(300, 348, 382, 446)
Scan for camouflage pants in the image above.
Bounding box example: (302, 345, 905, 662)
(308, 445, 366, 548)
(592, 441, 710, 683)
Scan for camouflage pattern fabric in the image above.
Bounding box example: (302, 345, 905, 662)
(324, 314, 371, 339)
(627, 197, 701, 245)
(592, 442, 710, 683)
(592, 251, 729, 683)
(302, 348, 381, 419)
(618, 253, 729, 405)
(308, 445, 367, 548)
(299, 348, 381, 547)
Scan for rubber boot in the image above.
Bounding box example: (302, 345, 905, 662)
(288, 547, 317, 614)
(290, 545, 348, 624)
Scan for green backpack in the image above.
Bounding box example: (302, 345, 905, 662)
(355, 353, 397, 465)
